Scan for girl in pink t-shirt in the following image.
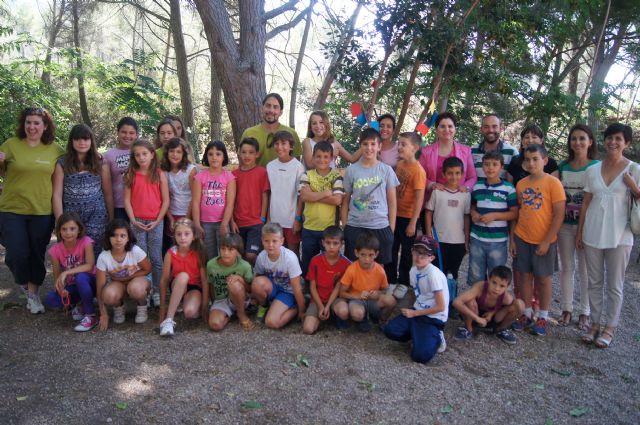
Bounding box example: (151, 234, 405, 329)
(45, 212, 97, 332)
(124, 139, 170, 306)
(191, 141, 236, 260)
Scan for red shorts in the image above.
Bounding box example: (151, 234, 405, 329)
(282, 227, 301, 247)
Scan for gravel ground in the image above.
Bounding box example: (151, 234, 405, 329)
(1, 242, 639, 425)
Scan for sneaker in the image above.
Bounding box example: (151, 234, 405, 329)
(455, 326, 473, 340)
(152, 292, 161, 308)
(512, 315, 533, 332)
(496, 329, 517, 345)
(113, 305, 126, 324)
(256, 305, 268, 322)
(159, 318, 176, 336)
(356, 319, 372, 332)
(27, 294, 45, 314)
(393, 284, 408, 299)
(74, 315, 98, 332)
(437, 331, 447, 353)
(71, 305, 84, 321)
(334, 318, 351, 330)
(135, 305, 148, 324)
(530, 318, 548, 336)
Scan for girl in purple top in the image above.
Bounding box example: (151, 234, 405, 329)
(104, 117, 138, 221)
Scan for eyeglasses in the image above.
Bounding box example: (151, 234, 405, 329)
(24, 107, 45, 115)
(175, 218, 193, 226)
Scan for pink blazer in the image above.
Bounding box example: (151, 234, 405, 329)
(418, 141, 477, 190)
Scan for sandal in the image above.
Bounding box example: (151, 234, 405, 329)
(595, 329, 614, 348)
(558, 311, 572, 327)
(581, 326, 599, 344)
(240, 319, 256, 331)
(577, 314, 590, 332)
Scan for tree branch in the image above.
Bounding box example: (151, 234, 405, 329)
(263, 0, 299, 22)
(266, 3, 313, 40)
(96, 0, 168, 22)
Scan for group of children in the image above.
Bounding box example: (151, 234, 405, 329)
(44, 110, 578, 364)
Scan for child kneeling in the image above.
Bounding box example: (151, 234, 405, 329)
(334, 232, 396, 332)
(383, 236, 448, 363)
(207, 233, 254, 331)
(453, 266, 523, 344)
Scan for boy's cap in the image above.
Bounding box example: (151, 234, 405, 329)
(413, 235, 436, 255)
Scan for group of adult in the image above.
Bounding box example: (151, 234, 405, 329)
(0, 98, 637, 345)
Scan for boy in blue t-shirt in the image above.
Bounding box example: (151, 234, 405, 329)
(468, 151, 518, 284)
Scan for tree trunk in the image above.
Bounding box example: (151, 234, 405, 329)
(210, 67, 223, 142)
(393, 54, 421, 139)
(41, 0, 67, 84)
(195, 0, 267, 146)
(169, 0, 196, 149)
(313, 1, 363, 110)
(289, 0, 314, 127)
(72, 0, 91, 127)
(160, 27, 171, 91)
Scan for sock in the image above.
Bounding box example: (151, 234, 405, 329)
(539, 310, 549, 320)
(524, 308, 533, 319)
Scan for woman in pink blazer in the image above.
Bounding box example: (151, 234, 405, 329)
(418, 112, 477, 193)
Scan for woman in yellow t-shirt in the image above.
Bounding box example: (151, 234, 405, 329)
(0, 107, 64, 314)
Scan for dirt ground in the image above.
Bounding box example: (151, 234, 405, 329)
(1, 242, 639, 425)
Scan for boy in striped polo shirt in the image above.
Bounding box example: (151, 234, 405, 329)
(468, 151, 518, 285)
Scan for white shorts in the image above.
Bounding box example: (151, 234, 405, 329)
(209, 296, 250, 317)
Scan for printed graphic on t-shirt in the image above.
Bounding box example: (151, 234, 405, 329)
(352, 177, 382, 211)
(202, 180, 227, 206)
(448, 199, 459, 208)
(115, 154, 129, 174)
(564, 188, 584, 221)
(520, 187, 543, 209)
(109, 265, 138, 280)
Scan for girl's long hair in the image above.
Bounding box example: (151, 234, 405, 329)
(124, 139, 160, 187)
(173, 218, 207, 267)
(54, 211, 86, 242)
(161, 137, 192, 172)
(306, 110, 335, 144)
(154, 119, 177, 149)
(64, 124, 102, 174)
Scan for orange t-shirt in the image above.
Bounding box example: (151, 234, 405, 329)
(396, 160, 427, 218)
(514, 174, 566, 244)
(340, 261, 388, 295)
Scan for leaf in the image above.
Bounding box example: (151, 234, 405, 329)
(544, 419, 553, 425)
(535, 383, 545, 390)
(16, 396, 27, 401)
(297, 355, 310, 368)
(634, 335, 640, 342)
(569, 407, 587, 417)
(358, 380, 376, 392)
(440, 405, 453, 413)
(241, 400, 263, 409)
(550, 368, 572, 377)
(115, 402, 128, 410)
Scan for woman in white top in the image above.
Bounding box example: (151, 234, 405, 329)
(577, 123, 639, 348)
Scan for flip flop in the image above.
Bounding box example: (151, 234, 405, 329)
(577, 314, 590, 332)
(558, 311, 572, 327)
(581, 327, 599, 344)
(595, 330, 614, 348)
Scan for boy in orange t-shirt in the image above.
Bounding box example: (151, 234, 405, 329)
(510, 144, 565, 336)
(334, 232, 397, 331)
(385, 132, 426, 298)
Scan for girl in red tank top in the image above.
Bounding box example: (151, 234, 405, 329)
(158, 218, 209, 337)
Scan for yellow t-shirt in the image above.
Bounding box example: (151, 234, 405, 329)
(241, 123, 302, 167)
(300, 169, 344, 231)
(340, 261, 388, 295)
(0, 137, 64, 215)
(515, 174, 566, 244)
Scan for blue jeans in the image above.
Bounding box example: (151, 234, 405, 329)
(467, 238, 508, 285)
(383, 314, 445, 363)
(0, 212, 54, 286)
(45, 272, 96, 314)
(301, 228, 324, 278)
(132, 219, 164, 292)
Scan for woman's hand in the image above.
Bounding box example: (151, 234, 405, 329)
(195, 223, 205, 239)
(432, 183, 445, 191)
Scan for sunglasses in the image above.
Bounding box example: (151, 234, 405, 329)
(24, 107, 45, 115)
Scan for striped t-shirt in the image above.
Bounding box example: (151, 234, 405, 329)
(470, 179, 517, 242)
(472, 141, 518, 180)
(558, 159, 599, 225)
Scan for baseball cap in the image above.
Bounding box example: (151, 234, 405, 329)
(413, 235, 436, 255)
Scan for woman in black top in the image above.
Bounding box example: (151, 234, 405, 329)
(507, 124, 559, 186)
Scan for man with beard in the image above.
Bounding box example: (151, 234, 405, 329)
(471, 114, 518, 180)
(241, 93, 302, 167)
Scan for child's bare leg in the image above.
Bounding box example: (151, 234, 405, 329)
(102, 281, 126, 307)
(494, 299, 524, 331)
(303, 315, 320, 335)
(349, 302, 366, 322)
(166, 272, 189, 319)
(244, 252, 257, 267)
(208, 309, 229, 331)
(182, 290, 202, 319)
(377, 294, 397, 321)
(127, 277, 150, 305)
(228, 279, 249, 323)
(250, 276, 272, 306)
(333, 299, 349, 321)
(536, 275, 553, 313)
(265, 300, 297, 329)
(520, 272, 534, 310)
(462, 299, 479, 331)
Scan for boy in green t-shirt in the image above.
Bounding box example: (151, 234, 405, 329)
(206, 233, 254, 331)
(298, 141, 345, 277)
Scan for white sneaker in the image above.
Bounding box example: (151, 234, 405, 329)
(152, 292, 161, 308)
(71, 306, 84, 321)
(113, 305, 126, 324)
(393, 285, 408, 299)
(386, 283, 398, 296)
(27, 294, 45, 314)
(159, 318, 176, 336)
(135, 305, 148, 324)
(437, 330, 447, 353)
(74, 315, 98, 332)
